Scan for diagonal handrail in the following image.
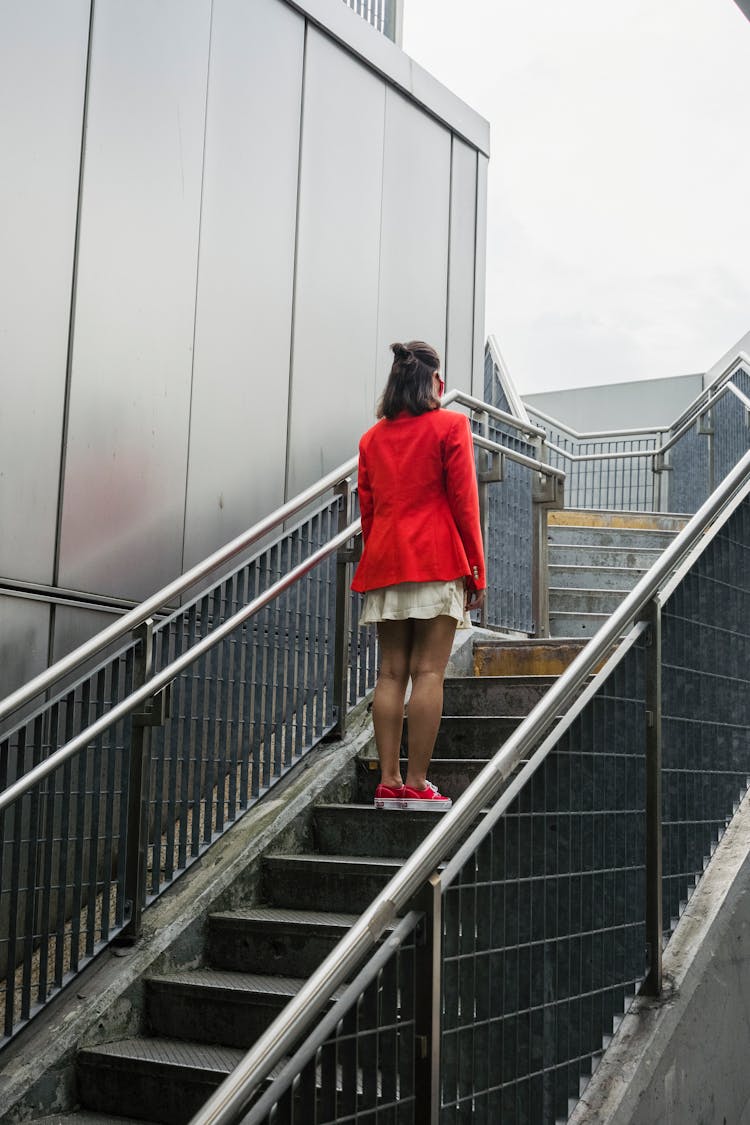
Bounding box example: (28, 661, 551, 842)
(0, 423, 561, 800)
(527, 351, 750, 446)
(190, 444, 750, 1125)
(0, 520, 359, 815)
(0, 390, 542, 731)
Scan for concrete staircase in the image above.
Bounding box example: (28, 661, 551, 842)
(28, 643, 589, 1125)
(547, 509, 687, 637)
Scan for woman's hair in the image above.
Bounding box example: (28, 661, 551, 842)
(377, 341, 442, 420)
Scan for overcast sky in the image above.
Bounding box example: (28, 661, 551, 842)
(402, 0, 750, 395)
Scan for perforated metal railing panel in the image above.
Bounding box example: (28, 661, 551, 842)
(660, 499, 750, 938)
(440, 644, 648, 1122)
(527, 423, 659, 513)
(243, 912, 421, 1125)
(145, 499, 340, 899)
(472, 415, 535, 634)
(0, 643, 136, 1035)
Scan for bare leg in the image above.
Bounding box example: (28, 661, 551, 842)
(373, 619, 413, 788)
(404, 615, 457, 790)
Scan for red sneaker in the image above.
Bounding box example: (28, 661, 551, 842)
(374, 783, 406, 810)
(401, 781, 452, 810)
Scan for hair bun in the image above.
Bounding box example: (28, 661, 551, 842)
(391, 342, 413, 362)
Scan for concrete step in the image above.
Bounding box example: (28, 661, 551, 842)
(262, 853, 406, 913)
(443, 674, 557, 715)
(428, 716, 524, 758)
(147, 969, 321, 1048)
(473, 640, 589, 678)
(357, 758, 486, 804)
(314, 803, 485, 859)
(207, 906, 364, 977)
(548, 542, 663, 569)
(548, 564, 646, 591)
(548, 508, 688, 532)
(77, 1039, 245, 1125)
(547, 524, 678, 549)
(549, 587, 630, 616)
(549, 611, 609, 638)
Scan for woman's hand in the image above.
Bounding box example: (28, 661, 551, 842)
(465, 587, 486, 612)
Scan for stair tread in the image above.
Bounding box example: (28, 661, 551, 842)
(265, 853, 403, 867)
(210, 905, 361, 927)
(548, 564, 647, 573)
(79, 1037, 245, 1072)
(549, 585, 632, 594)
(148, 968, 310, 996)
(29, 1116, 158, 1125)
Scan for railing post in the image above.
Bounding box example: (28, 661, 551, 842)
(413, 873, 442, 1125)
(120, 619, 153, 943)
(642, 598, 663, 995)
(699, 395, 715, 497)
(531, 434, 563, 638)
(475, 410, 503, 629)
(332, 478, 355, 739)
(652, 443, 672, 514)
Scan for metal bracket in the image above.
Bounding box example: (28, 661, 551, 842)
(338, 539, 362, 565)
(532, 472, 563, 508)
(133, 683, 172, 727)
(697, 409, 714, 436)
(478, 451, 503, 484)
(652, 451, 672, 475)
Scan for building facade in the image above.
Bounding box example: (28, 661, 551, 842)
(0, 0, 489, 699)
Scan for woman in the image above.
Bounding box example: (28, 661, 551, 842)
(352, 341, 486, 810)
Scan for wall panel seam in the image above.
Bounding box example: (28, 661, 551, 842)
(180, 0, 216, 576)
(50, 0, 97, 664)
(283, 19, 310, 503)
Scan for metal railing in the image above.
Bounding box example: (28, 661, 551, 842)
(0, 392, 558, 1044)
(190, 444, 750, 1124)
(343, 0, 403, 43)
(521, 354, 750, 512)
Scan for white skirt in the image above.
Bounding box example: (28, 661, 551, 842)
(359, 579, 470, 628)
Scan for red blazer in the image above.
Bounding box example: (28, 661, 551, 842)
(351, 408, 486, 593)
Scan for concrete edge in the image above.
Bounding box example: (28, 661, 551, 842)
(0, 704, 376, 1121)
(568, 788, 750, 1124)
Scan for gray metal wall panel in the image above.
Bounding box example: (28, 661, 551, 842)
(49, 605, 119, 667)
(446, 139, 477, 393)
(376, 88, 451, 373)
(57, 0, 211, 600)
(0, 1, 90, 584)
(182, 0, 304, 567)
(0, 597, 50, 701)
(472, 154, 488, 396)
(286, 27, 386, 497)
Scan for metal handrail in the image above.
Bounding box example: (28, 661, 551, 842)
(443, 388, 545, 439)
(191, 445, 750, 1125)
(536, 374, 749, 468)
(526, 406, 668, 441)
(528, 351, 750, 446)
(486, 334, 532, 426)
(472, 432, 564, 477)
(0, 391, 545, 729)
(1, 427, 559, 800)
(0, 520, 360, 815)
(0, 458, 355, 727)
(670, 350, 750, 430)
(545, 443, 659, 464)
